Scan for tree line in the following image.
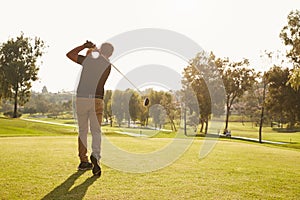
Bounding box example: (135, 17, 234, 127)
(0, 87, 73, 118)
(103, 89, 180, 130)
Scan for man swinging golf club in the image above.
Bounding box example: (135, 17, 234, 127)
(66, 40, 114, 177)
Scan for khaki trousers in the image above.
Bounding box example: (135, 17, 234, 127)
(76, 97, 103, 162)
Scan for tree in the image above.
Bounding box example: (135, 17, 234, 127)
(0, 69, 4, 100)
(62, 100, 72, 112)
(123, 89, 132, 127)
(240, 84, 262, 127)
(49, 102, 63, 118)
(265, 66, 300, 128)
(112, 90, 124, 127)
(258, 73, 268, 143)
(0, 99, 13, 113)
(257, 50, 275, 142)
(149, 104, 166, 129)
(104, 90, 113, 126)
(42, 86, 48, 94)
(180, 85, 199, 135)
(160, 92, 178, 131)
(183, 52, 209, 133)
(138, 99, 149, 127)
(182, 51, 225, 134)
(216, 57, 258, 130)
(35, 94, 50, 115)
(288, 69, 300, 91)
(280, 10, 300, 90)
(0, 33, 46, 118)
(129, 91, 140, 123)
(148, 90, 164, 128)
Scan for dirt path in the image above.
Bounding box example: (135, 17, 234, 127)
(21, 118, 147, 137)
(21, 118, 287, 144)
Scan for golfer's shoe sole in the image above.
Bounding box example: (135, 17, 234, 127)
(77, 162, 93, 171)
(77, 167, 92, 171)
(90, 155, 101, 177)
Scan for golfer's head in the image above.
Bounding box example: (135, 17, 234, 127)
(99, 43, 114, 58)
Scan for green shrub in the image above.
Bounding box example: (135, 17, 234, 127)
(3, 111, 22, 118)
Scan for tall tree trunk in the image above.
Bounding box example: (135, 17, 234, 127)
(109, 116, 113, 127)
(199, 119, 204, 133)
(169, 116, 177, 132)
(259, 80, 266, 143)
(225, 95, 236, 131)
(170, 120, 174, 131)
(171, 120, 177, 132)
(204, 119, 209, 134)
(225, 105, 230, 130)
(13, 86, 18, 118)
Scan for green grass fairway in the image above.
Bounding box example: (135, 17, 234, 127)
(226, 122, 300, 149)
(0, 119, 300, 199)
(1, 136, 299, 199)
(0, 117, 77, 137)
(0, 118, 299, 199)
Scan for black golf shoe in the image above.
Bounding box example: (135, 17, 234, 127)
(90, 155, 101, 177)
(78, 161, 93, 171)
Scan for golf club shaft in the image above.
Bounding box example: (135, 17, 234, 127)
(96, 51, 144, 95)
(110, 63, 143, 95)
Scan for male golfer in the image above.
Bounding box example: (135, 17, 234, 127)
(66, 41, 114, 177)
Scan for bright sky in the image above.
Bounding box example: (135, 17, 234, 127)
(1, 0, 299, 92)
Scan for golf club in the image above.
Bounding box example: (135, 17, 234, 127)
(89, 43, 150, 106)
(110, 62, 150, 107)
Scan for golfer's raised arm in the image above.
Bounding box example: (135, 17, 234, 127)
(66, 41, 95, 63)
(66, 45, 85, 63)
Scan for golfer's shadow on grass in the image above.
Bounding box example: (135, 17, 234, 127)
(41, 171, 97, 200)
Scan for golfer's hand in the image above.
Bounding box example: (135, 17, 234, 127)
(83, 40, 96, 48)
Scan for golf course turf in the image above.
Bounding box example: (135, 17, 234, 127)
(0, 118, 299, 199)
